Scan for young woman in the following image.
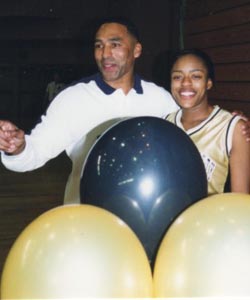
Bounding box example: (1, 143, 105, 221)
(166, 49, 250, 195)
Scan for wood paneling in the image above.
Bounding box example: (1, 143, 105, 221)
(186, 4, 250, 34)
(185, 0, 250, 19)
(184, 0, 250, 115)
(215, 64, 250, 81)
(210, 82, 250, 101)
(204, 44, 250, 63)
(210, 99, 250, 115)
(185, 23, 250, 49)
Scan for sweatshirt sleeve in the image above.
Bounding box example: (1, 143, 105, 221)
(1, 84, 90, 172)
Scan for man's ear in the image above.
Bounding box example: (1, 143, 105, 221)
(207, 78, 213, 90)
(134, 42, 142, 58)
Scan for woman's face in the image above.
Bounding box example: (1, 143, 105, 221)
(171, 54, 213, 109)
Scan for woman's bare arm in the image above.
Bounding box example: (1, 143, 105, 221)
(230, 119, 250, 193)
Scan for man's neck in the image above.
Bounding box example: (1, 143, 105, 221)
(104, 75, 135, 95)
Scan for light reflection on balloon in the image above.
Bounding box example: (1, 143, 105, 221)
(139, 176, 155, 197)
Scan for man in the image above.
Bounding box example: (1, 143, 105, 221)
(45, 72, 65, 104)
(0, 17, 178, 204)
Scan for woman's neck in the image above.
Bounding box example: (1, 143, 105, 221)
(181, 104, 214, 130)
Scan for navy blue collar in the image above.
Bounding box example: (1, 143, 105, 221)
(79, 73, 143, 95)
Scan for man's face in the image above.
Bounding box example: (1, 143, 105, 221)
(94, 23, 142, 86)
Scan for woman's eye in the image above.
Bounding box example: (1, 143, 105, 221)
(192, 74, 202, 79)
(172, 75, 182, 80)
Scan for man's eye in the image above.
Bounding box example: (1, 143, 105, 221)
(112, 42, 121, 48)
(94, 44, 102, 49)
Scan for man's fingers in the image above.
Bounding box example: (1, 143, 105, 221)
(0, 121, 18, 131)
(0, 138, 15, 152)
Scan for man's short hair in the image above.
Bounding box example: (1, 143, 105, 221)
(96, 16, 140, 42)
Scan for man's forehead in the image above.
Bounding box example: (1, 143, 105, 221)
(95, 23, 129, 39)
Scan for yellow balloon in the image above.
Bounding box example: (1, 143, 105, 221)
(1, 204, 152, 298)
(153, 193, 250, 297)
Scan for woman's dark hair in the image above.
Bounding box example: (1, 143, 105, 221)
(170, 48, 215, 83)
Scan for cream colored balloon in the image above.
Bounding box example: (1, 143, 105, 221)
(154, 193, 250, 297)
(1, 204, 152, 298)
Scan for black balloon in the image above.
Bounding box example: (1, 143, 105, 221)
(80, 117, 207, 264)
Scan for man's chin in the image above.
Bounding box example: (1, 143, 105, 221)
(102, 74, 118, 83)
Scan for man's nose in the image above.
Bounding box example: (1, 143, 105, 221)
(102, 45, 112, 58)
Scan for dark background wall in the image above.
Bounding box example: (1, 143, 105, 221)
(184, 0, 250, 115)
(0, 0, 181, 131)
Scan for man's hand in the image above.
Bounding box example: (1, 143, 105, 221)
(0, 120, 26, 154)
(232, 111, 250, 142)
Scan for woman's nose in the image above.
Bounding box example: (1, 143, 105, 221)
(182, 76, 191, 86)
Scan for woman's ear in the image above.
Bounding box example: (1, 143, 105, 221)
(207, 78, 213, 90)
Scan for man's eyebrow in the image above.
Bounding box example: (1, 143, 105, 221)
(109, 37, 122, 41)
(94, 37, 123, 43)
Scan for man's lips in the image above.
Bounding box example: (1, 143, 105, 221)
(102, 61, 116, 71)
